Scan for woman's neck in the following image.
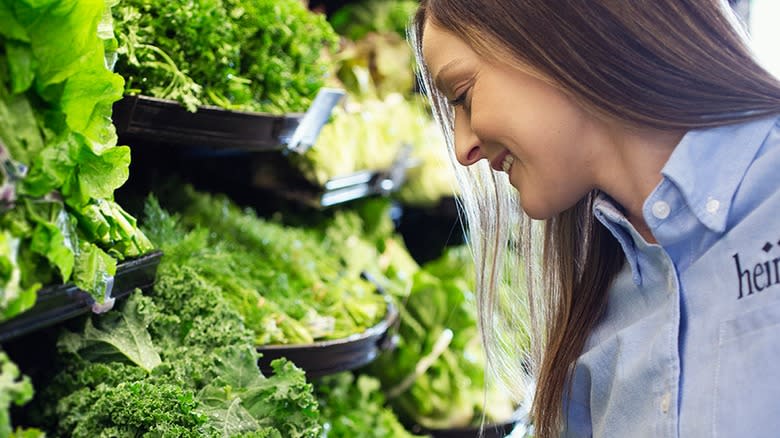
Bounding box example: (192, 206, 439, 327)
(592, 123, 686, 244)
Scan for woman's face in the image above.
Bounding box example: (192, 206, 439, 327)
(422, 21, 602, 219)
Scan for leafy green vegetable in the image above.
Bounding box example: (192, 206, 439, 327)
(315, 372, 427, 438)
(330, 0, 419, 41)
(0, 351, 34, 437)
(113, 0, 338, 113)
(58, 289, 161, 372)
(56, 378, 208, 438)
(292, 92, 455, 207)
(26, 198, 77, 282)
(0, 230, 38, 320)
(315, 198, 418, 298)
(0, 0, 154, 310)
(368, 247, 517, 429)
(33, 279, 321, 436)
(14, 0, 122, 145)
(148, 188, 391, 346)
(199, 353, 320, 438)
(72, 241, 117, 304)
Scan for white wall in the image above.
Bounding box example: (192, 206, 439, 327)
(749, 0, 780, 78)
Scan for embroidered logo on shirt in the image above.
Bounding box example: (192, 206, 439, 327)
(733, 240, 780, 299)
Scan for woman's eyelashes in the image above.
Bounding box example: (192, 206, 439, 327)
(449, 88, 472, 112)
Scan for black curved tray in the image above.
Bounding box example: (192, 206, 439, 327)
(257, 303, 399, 378)
(113, 95, 300, 151)
(412, 420, 516, 438)
(0, 250, 163, 344)
(113, 89, 343, 153)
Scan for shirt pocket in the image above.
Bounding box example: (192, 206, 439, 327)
(715, 299, 780, 438)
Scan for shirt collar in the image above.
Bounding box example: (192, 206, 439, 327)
(660, 115, 779, 233)
(593, 193, 643, 285)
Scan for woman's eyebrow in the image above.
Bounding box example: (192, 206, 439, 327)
(434, 59, 465, 96)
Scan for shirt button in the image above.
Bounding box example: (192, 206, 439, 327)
(706, 197, 720, 214)
(660, 392, 671, 414)
(652, 201, 671, 220)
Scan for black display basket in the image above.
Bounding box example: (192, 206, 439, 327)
(0, 250, 163, 344)
(257, 302, 399, 378)
(413, 421, 517, 438)
(113, 89, 344, 153)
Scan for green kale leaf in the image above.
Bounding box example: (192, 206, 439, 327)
(58, 291, 161, 372)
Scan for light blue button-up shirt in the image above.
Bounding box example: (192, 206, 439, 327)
(563, 114, 780, 437)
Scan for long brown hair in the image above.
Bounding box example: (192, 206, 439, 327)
(411, 1, 780, 436)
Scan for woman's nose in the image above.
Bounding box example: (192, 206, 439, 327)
(454, 114, 484, 166)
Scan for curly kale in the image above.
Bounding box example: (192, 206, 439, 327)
(29, 219, 322, 437)
(55, 380, 208, 438)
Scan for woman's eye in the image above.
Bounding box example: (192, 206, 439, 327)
(449, 89, 471, 112)
(449, 93, 467, 106)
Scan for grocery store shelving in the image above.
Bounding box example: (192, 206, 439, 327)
(0, 250, 163, 345)
(114, 88, 345, 154)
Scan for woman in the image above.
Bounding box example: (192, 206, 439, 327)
(411, 1, 780, 437)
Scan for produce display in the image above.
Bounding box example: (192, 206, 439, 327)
(27, 202, 322, 437)
(0, 1, 528, 437)
(16, 193, 425, 436)
(0, 0, 153, 318)
(150, 187, 415, 345)
(369, 246, 521, 430)
(289, 1, 457, 207)
(112, 0, 338, 113)
(314, 372, 426, 438)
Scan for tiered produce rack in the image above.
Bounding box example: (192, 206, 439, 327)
(0, 1, 524, 437)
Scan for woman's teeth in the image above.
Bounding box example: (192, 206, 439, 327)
(501, 154, 515, 173)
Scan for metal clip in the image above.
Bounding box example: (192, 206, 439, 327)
(0, 139, 29, 210)
(283, 88, 345, 154)
(90, 274, 116, 314)
(375, 143, 414, 196)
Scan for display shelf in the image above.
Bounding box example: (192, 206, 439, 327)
(113, 88, 344, 153)
(397, 196, 464, 264)
(412, 421, 517, 438)
(253, 166, 408, 209)
(0, 250, 163, 344)
(251, 145, 413, 209)
(257, 302, 399, 378)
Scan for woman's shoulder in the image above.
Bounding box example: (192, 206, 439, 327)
(660, 113, 780, 232)
(727, 113, 780, 226)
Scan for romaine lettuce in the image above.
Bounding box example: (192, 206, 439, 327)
(0, 0, 153, 312)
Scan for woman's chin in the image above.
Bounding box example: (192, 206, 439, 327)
(519, 197, 559, 220)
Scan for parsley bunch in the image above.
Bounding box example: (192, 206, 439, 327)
(113, 0, 338, 113)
